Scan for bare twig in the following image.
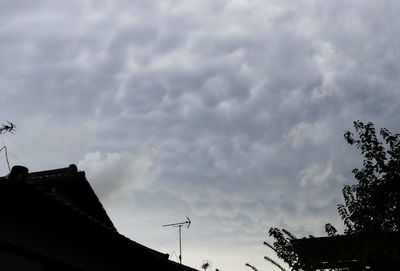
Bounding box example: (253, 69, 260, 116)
(245, 263, 258, 271)
(282, 229, 297, 240)
(263, 241, 277, 253)
(264, 256, 287, 271)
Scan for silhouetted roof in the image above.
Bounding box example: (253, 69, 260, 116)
(26, 164, 116, 231)
(0, 165, 197, 271)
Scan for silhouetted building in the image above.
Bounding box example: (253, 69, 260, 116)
(292, 232, 400, 270)
(0, 165, 197, 271)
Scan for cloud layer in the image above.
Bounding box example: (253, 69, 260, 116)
(1, 0, 400, 270)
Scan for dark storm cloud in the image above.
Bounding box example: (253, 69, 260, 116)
(1, 0, 400, 270)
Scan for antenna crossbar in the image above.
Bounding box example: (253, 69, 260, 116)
(162, 217, 191, 228)
(162, 217, 191, 264)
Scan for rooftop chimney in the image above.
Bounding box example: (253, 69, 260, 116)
(7, 165, 29, 180)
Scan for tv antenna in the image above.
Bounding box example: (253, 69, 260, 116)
(0, 121, 16, 171)
(163, 216, 191, 264)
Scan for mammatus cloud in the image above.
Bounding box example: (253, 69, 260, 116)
(1, 0, 400, 270)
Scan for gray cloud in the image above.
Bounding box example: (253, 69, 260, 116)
(1, 0, 400, 270)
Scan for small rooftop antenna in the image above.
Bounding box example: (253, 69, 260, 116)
(163, 216, 191, 264)
(0, 121, 16, 171)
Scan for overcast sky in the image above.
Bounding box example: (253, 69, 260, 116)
(1, 0, 400, 270)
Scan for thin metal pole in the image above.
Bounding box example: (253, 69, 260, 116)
(179, 225, 182, 264)
(162, 217, 190, 265)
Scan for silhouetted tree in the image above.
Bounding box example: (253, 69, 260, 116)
(263, 121, 400, 270)
(265, 227, 304, 270)
(340, 121, 400, 233)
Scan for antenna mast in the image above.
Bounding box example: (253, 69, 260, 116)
(163, 217, 191, 264)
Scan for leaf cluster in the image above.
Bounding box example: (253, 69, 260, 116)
(266, 228, 304, 271)
(340, 121, 400, 233)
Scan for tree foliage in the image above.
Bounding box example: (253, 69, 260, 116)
(263, 121, 400, 270)
(265, 228, 305, 271)
(340, 121, 400, 233)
